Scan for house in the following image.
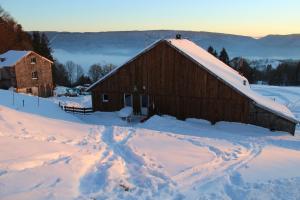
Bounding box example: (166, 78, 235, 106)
(87, 37, 298, 135)
(0, 50, 54, 97)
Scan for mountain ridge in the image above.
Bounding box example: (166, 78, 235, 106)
(41, 30, 300, 68)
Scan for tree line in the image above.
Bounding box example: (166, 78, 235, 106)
(53, 61, 116, 87)
(207, 46, 300, 86)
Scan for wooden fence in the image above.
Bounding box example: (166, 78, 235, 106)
(59, 102, 94, 114)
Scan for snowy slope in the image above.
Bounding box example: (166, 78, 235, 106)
(0, 86, 299, 199)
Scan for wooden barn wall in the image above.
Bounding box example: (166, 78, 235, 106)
(92, 41, 250, 123)
(14, 52, 54, 97)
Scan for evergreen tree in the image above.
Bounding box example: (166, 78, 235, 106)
(52, 61, 70, 86)
(232, 58, 255, 83)
(219, 48, 230, 65)
(31, 32, 41, 53)
(207, 46, 218, 57)
(296, 62, 300, 85)
(40, 33, 54, 61)
(31, 32, 53, 61)
(207, 46, 214, 54)
(265, 64, 273, 84)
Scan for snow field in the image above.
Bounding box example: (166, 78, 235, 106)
(0, 85, 299, 199)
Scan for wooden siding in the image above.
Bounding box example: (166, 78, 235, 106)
(91, 40, 296, 135)
(14, 52, 54, 97)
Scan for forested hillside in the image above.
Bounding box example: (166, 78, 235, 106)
(0, 6, 32, 54)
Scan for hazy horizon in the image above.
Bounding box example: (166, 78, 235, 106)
(22, 29, 300, 39)
(0, 0, 299, 37)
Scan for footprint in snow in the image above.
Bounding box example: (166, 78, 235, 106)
(77, 138, 88, 146)
(21, 128, 28, 134)
(47, 156, 71, 165)
(0, 170, 7, 176)
(49, 178, 61, 187)
(62, 139, 73, 144)
(47, 136, 56, 142)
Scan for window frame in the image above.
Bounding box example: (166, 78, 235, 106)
(32, 71, 38, 80)
(26, 88, 32, 93)
(102, 94, 109, 103)
(30, 57, 37, 64)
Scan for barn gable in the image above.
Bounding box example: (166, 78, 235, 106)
(88, 38, 298, 134)
(89, 39, 297, 124)
(0, 50, 53, 68)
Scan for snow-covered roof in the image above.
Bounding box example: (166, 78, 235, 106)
(167, 39, 297, 123)
(0, 50, 30, 68)
(0, 50, 53, 68)
(88, 39, 298, 123)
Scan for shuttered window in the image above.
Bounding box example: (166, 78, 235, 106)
(32, 71, 38, 79)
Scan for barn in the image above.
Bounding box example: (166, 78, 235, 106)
(87, 37, 298, 135)
(0, 50, 54, 97)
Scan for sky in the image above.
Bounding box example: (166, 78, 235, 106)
(0, 0, 299, 37)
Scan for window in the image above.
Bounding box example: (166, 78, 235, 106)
(124, 93, 133, 107)
(0, 57, 5, 62)
(31, 57, 36, 64)
(32, 71, 38, 79)
(243, 80, 247, 86)
(102, 94, 109, 102)
(26, 88, 32, 93)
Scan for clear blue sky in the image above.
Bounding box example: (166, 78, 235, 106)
(0, 0, 299, 37)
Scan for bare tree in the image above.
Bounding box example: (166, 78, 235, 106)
(0, 6, 15, 22)
(75, 64, 84, 83)
(65, 61, 76, 84)
(88, 64, 103, 82)
(102, 64, 116, 76)
(64, 61, 84, 85)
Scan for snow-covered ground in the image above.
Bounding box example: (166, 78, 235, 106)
(0, 85, 299, 200)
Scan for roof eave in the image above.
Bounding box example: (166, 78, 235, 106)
(253, 102, 299, 124)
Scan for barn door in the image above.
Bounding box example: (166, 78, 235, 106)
(124, 93, 133, 107)
(140, 94, 149, 116)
